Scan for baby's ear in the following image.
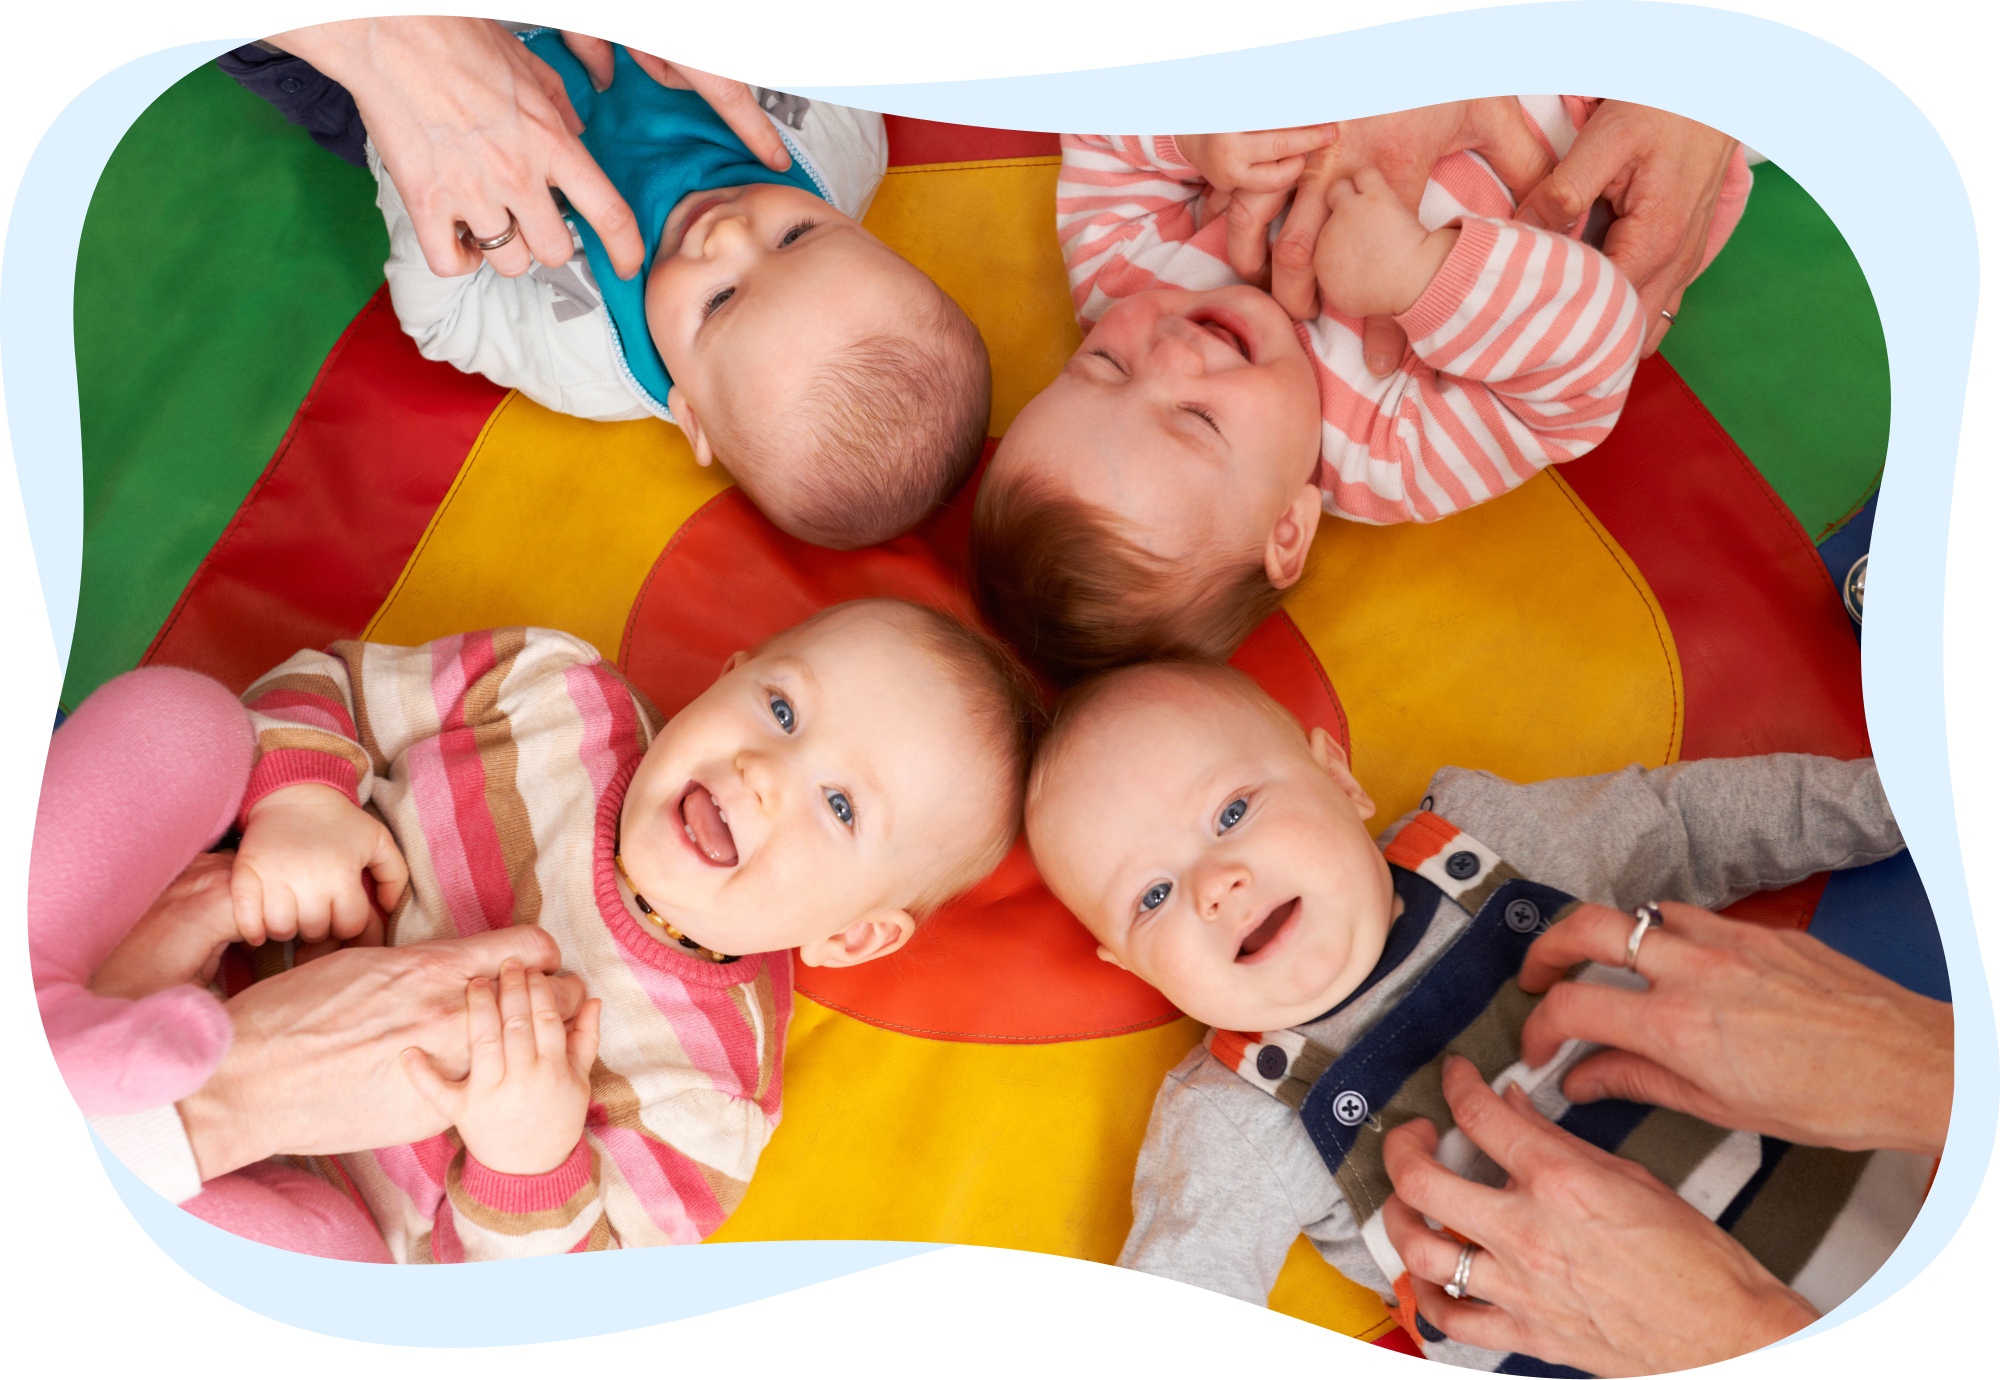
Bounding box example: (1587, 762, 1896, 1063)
(667, 388, 716, 468)
(1308, 726, 1376, 820)
(1263, 484, 1324, 591)
(797, 910, 916, 968)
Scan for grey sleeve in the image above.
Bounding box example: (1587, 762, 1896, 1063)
(1119, 1063, 1350, 1306)
(1425, 755, 1903, 912)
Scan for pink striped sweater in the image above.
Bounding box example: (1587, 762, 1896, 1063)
(238, 628, 791, 1261)
(1056, 98, 1751, 524)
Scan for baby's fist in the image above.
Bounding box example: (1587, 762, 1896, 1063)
(1315, 166, 1459, 320)
(233, 783, 408, 947)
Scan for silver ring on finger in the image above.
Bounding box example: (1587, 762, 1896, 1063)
(1660, 309, 1677, 322)
(1445, 1241, 1479, 1300)
(1625, 902, 1664, 972)
(467, 213, 520, 253)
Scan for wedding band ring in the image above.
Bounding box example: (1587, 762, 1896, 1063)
(1660, 309, 1677, 322)
(1625, 902, 1663, 972)
(468, 214, 519, 252)
(1445, 1242, 1478, 1300)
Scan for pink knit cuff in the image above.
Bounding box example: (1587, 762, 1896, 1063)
(1396, 218, 1502, 345)
(1155, 135, 1196, 170)
(237, 748, 361, 829)
(459, 1137, 593, 1213)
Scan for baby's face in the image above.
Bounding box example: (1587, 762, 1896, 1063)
(989, 285, 1322, 564)
(646, 182, 932, 466)
(1028, 671, 1397, 1032)
(617, 603, 994, 963)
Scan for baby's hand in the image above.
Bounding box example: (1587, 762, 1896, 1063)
(233, 783, 409, 948)
(89, 851, 244, 1000)
(1314, 166, 1461, 320)
(1179, 128, 1336, 281)
(402, 962, 603, 1176)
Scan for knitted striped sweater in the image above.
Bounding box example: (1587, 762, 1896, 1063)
(238, 628, 791, 1261)
(1055, 98, 1751, 525)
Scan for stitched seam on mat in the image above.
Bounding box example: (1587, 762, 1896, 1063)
(1552, 472, 1680, 764)
(1658, 358, 1847, 607)
(1273, 607, 1350, 755)
(143, 286, 387, 665)
(617, 486, 740, 672)
(884, 157, 1062, 176)
(794, 990, 1184, 1043)
(361, 389, 523, 642)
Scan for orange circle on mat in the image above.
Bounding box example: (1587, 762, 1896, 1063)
(619, 461, 1349, 1043)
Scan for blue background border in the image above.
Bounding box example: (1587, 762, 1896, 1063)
(5, 2, 1986, 1348)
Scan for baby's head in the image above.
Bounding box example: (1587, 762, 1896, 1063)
(618, 599, 1039, 966)
(1026, 661, 1396, 1032)
(972, 285, 1322, 682)
(648, 183, 991, 549)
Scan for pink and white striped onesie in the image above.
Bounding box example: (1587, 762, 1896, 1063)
(238, 628, 791, 1261)
(1056, 98, 1751, 524)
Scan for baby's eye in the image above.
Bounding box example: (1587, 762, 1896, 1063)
(779, 218, 818, 247)
(824, 789, 855, 827)
(1088, 348, 1129, 376)
(702, 286, 735, 319)
(1183, 403, 1222, 435)
(1218, 797, 1248, 832)
(769, 695, 796, 732)
(1140, 881, 1172, 911)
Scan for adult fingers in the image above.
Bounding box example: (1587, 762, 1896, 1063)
(1382, 1193, 1481, 1295)
(1404, 1273, 1531, 1358)
(1436, 1055, 1567, 1184)
(548, 140, 643, 279)
(462, 210, 536, 279)
(1231, 155, 1309, 195)
(1518, 902, 1654, 991)
(1225, 189, 1289, 282)
(1271, 160, 1336, 319)
(411, 205, 487, 279)
(1381, 1093, 1511, 1245)
(559, 30, 616, 92)
(1561, 1047, 1725, 1122)
(1517, 135, 1626, 234)
(674, 63, 793, 173)
(1361, 315, 1408, 377)
(400, 1047, 465, 1122)
(1643, 283, 1688, 358)
(568, 997, 603, 1080)
(1518, 975, 1651, 1068)
(229, 862, 269, 948)
(428, 924, 566, 980)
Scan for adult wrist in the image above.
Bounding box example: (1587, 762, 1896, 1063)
(176, 1077, 262, 1183)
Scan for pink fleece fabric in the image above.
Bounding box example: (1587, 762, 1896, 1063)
(30, 667, 251, 1114)
(181, 1163, 394, 1264)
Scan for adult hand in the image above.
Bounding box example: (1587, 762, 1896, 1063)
(1515, 100, 1739, 356)
(1259, 99, 1555, 375)
(176, 927, 586, 1181)
(560, 32, 792, 174)
(272, 17, 642, 280)
(1519, 901, 1953, 1157)
(1177, 127, 1335, 282)
(88, 852, 240, 1002)
(1381, 1056, 1817, 1375)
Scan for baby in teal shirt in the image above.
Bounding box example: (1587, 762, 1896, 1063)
(374, 31, 991, 549)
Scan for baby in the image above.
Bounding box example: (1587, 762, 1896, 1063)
(973, 100, 1746, 681)
(377, 30, 991, 549)
(1026, 661, 1927, 1368)
(97, 601, 1036, 1260)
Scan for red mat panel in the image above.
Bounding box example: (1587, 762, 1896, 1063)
(1564, 355, 1869, 931)
(142, 288, 506, 692)
(884, 115, 1061, 165)
(618, 468, 1349, 1044)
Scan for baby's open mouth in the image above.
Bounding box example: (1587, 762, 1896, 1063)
(1190, 309, 1253, 361)
(677, 782, 738, 867)
(1236, 897, 1299, 962)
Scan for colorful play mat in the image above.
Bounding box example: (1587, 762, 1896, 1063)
(67, 64, 1947, 1346)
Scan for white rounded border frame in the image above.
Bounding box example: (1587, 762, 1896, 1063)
(11, 5, 1984, 1352)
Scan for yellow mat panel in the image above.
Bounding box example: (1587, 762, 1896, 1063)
(1292, 467, 1684, 826)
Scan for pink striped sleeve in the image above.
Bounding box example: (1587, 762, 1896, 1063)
(442, 1138, 606, 1261)
(1057, 133, 1237, 327)
(1307, 216, 1643, 525)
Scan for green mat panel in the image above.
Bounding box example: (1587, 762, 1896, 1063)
(65, 61, 388, 709)
(1658, 161, 1890, 540)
